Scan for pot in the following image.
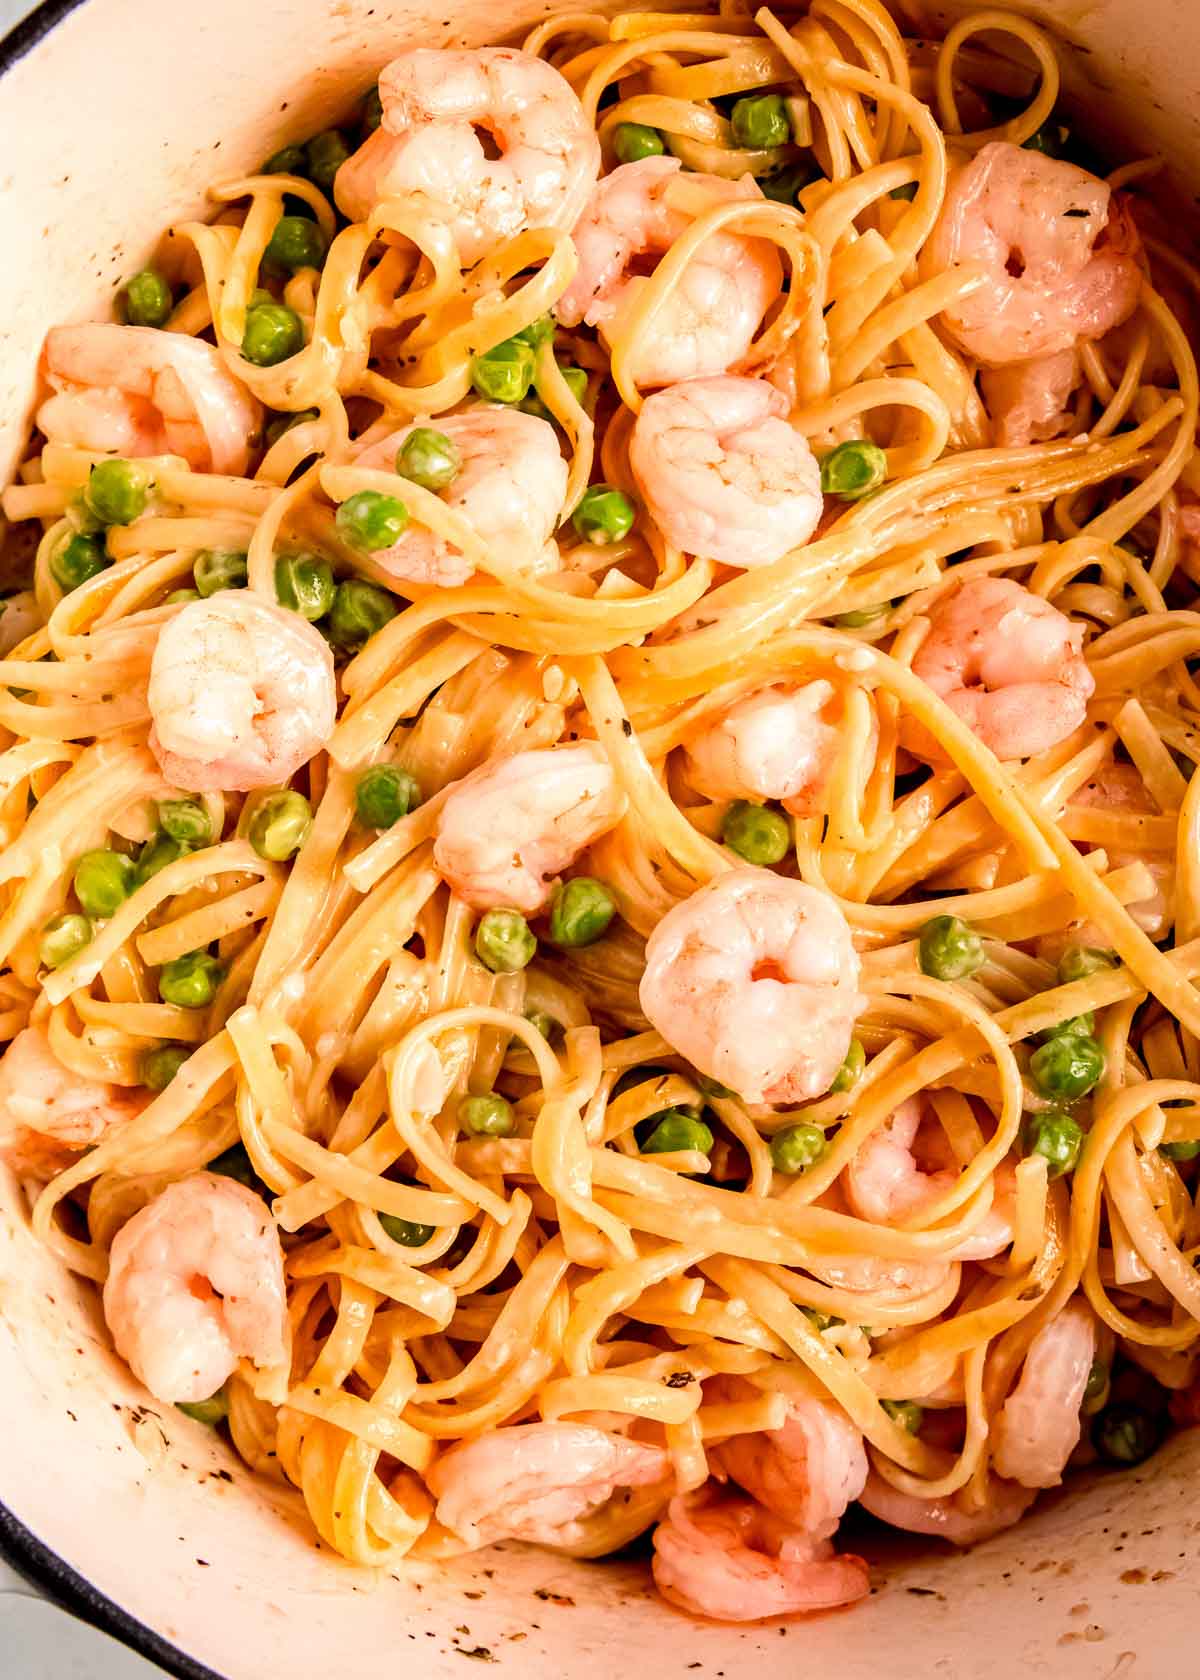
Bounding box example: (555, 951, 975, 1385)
(1, 1, 1199, 1674)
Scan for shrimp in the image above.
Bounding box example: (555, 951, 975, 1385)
(334, 48, 599, 265)
(710, 1374, 868, 1537)
(426, 1422, 669, 1549)
(638, 868, 865, 1105)
(924, 142, 1141, 365)
(354, 407, 567, 587)
(979, 348, 1079, 448)
(38, 325, 262, 476)
(628, 378, 822, 566)
(556, 158, 782, 387)
(0, 1025, 143, 1180)
(991, 1299, 1096, 1488)
(906, 576, 1094, 762)
(858, 1468, 1035, 1545)
(434, 742, 626, 913)
(1068, 762, 1172, 936)
(651, 1489, 870, 1622)
(147, 593, 337, 792)
(102, 1172, 289, 1404)
(683, 680, 870, 817)
(0, 590, 40, 657)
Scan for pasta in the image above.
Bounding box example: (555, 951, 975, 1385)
(3, 0, 1200, 1622)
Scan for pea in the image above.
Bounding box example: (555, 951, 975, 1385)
(835, 602, 890, 628)
(881, 1398, 923, 1434)
(158, 798, 212, 847)
(159, 949, 224, 1008)
(360, 84, 383, 136)
(548, 877, 617, 947)
(918, 914, 985, 981)
(1036, 1012, 1096, 1043)
(247, 790, 313, 861)
(470, 338, 536, 404)
(1083, 1358, 1109, 1406)
(889, 181, 918, 201)
(51, 531, 109, 592)
(39, 910, 92, 970)
(1160, 1138, 1200, 1162)
(241, 302, 304, 366)
(193, 548, 248, 595)
(460, 1093, 517, 1137)
(378, 1212, 436, 1247)
(73, 848, 137, 918)
(86, 459, 150, 526)
(122, 268, 173, 328)
(335, 489, 409, 552)
(165, 588, 200, 605)
(208, 1143, 260, 1191)
(355, 763, 420, 829)
(264, 407, 319, 449)
(525, 1009, 556, 1040)
(1024, 1110, 1083, 1178)
(176, 1389, 229, 1426)
(1023, 120, 1066, 158)
(830, 1038, 865, 1094)
(801, 1306, 840, 1332)
(722, 800, 790, 866)
(305, 129, 351, 194)
(327, 578, 397, 648)
(263, 143, 307, 176)
(572, 485, 635, 545)
(1057, 945, 1119, 984)
(770, 1122, 827, 1175)
(275, 552, 335, 620)
(141, 1043, 191, 1090)
(395, 427, 462, 492)
(136, 833, 186, 884)
(1029, 1034, 1105, 1102)
(474, 908, 536, 974)
(758, 162, 815, 204)
(1092, 1401, 1160, 1466)
(613, 122, 664, 163)
(819, 440, 888, 501)
(642, 1110, 714, 1155)
(730, 93, 791, 150)
(513, 315, 555, 350)
(263, 214, 327, 274)
(520, 366, 589, 424)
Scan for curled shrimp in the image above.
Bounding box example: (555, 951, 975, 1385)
(433, 742, 627, 913)
(354, 407, 567, 587)
(980, 348, 1079, 448)
(905, 576, 1094, 762)
(334, 48, 599, 265)
(102, 1172, 289, 1404)
(426, 1421, 669, 1550)
(556, 158, 782, 387)
(858, 1468, 1035, 1546)
(628, 377, 821, 567)
(1068, 762, 1173, 937)
(651, 1489, 870, 1622)
(683, 680, 871, 818)
(925, 141, 1141, 365)
(991, 1299, 1096, 1489)
(0, 590, 40, 658)
(638, 868, 864, 1105)
(0, 1026, 143, 1180)
(38, 324, 262, 475)
(148, 593, 337, 792)
(710, 1374, 868, 1537)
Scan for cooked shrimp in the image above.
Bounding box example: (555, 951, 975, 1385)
(683, 681, 869, 817)
(628, 378, 821, 566)
(39, 325, 262, 476)
(842, 1098, 1016, 1262)
(556, 158, 782, 387)
(1068, 762, 1172, 936)
(925, 142, 1141, 365)
(147, 593, 337, 792)
(354, 407, 567, 587)
(991, 1299, 1096, 1488)
(710, 1374, 868, 1537)
(651, 1489, 870, 1622)
(426, 1422, 669, 1549)
(102, 1172, 289, 1404)
(980, 348, 1079, 448)
(0, 590, 40, 657)
(906, 576, 1094, 762)
(334, 48, 599, 265)
(638, 868, 864, 1104)
(858, 1468, 1035, 1545)
(0, 1026, 142, 1180)
(434, 742, 626, 912)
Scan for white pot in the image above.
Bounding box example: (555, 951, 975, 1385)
(1, 1, 1199, 1673)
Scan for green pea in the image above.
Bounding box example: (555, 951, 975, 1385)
(525, 1008, 556, 1040)
(159, 949, 224, 1009)
(643, 1110, 714, 1155)
(275, 552, 335, 620)
(305, 129, 351, 193)
(835, 602, 890, 628)
(1160, 1137, 1200, 1162)
(176, 1388, 229, 1426)
(378, 1212, 436, 1247)
(247, 790, 313, 861)
(39, 910, 92, 970)
(264, 407, 319, 448)
(158, 798, 212, 847)
(193, 548, 248, 595)
(881, 1398, 923, 1434)
(758, 162, 817, 205)
(122, 268, 173, 328)
(208, 1143, 260, 1190)
(1023, 120, 1066, 158)
(613, 121, 664, 163)
(73, 848, 137, 918)
(67, 490, 104, 536)
(86, 459, 150, 526)
(830, 1038, 866, 1094)
(1029, 1035, 1105, 1102)
(241, 303, 303, 367)
(361, 84, 383, 135)
(471, 338, 536, 404)
(918, 914, 985, 981)
(165, 588, 200, 605)
(696, 1074, 736, 1100)
(248, 288, 276, 310)
(1057, 945, 1119, 985)
(513, 315, 555, 350)
(548, 877, 617, 948)
(263, 143, 308, 177)
(1024, 1110, 1083, 1178)
(355, 763, 420, 829)
(572, 484, 635, 545)
(327, 578, 397, 647)
(51, 532, 109, 592)
(1083, 1358, 1109, 1405)
(819, 440, 888, 501)
(335, 489, 409, 552)
(1036, 1011, 1096, 1043)
(722, 800, 790, 866)
(474, 908, 536, 973)
(141, 1043, 191, 1090)
(889, 181, 918, 201)
(263, 214, 327, 274)
(136, 833, 186, 884)
(520, 365, 589, 423)
(801, 1306, 840, 1332)
(1092, 1401, 1160, 1466)
(395, 427, 462, 492)
(731, 93, 791, 150)
(770, 1122, 827, 1175)
(460, 1093, 517, 1137)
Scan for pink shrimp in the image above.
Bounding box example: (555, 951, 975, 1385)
(991, 1299, 1096, 1488)
(979, 348, 1079, 448)
(683, 681, 871, 818)
(710, 1375, 868, 1536)
(858, 1468, 1035, 1545)
(906, 576, 1094, 762)
(0, 1025, 143, 1180)
(651, 1489, 870, 1622)
(426, 1422, 669, 1549)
